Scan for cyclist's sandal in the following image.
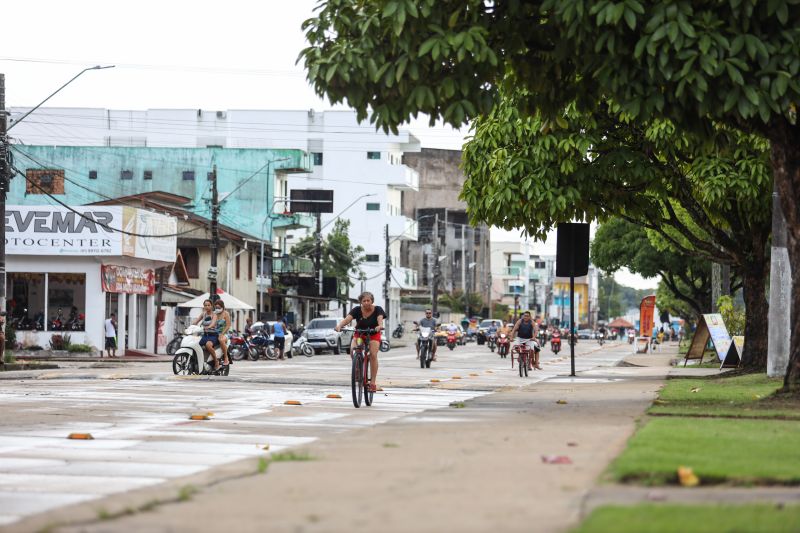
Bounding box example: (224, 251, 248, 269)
(368, 383, 378, 392)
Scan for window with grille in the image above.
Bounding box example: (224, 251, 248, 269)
(182, 170, 195, 181)
(120, 170, 133, 180)
(143, 170, 153, 180)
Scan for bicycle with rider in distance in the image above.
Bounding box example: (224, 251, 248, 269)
(511, 339, 537, 378)
(349, 327, 379, 408)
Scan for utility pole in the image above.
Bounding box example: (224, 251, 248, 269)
(314, 212, 322, 318)
(432, 213, 440, 315)
(383, 224, 390, 328)
(0, 74, 9, 326)
(461, 226, 466, 315)
(209, 164, 219, 301)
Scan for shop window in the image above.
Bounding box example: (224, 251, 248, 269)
(367, 151, 381, 160)
(7, 273, 45, 331)
(180, 247, 200, 278)
(366, 203, 380, 211)
(47, 273, 87, 331)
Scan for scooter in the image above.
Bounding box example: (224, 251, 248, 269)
(292, 333, 314, 357)
(551, 332, 562, 354)
(487, 333, 497, 352)
(446, 332, 457, 351)
(172, 325, 230, 376)
(417, 326, 435, 368)
(497, 332, 510, 358)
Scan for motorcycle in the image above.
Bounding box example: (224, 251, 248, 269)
(248, 329, 276, 360)
(551, 332, 562, 354)
(292, 333, 314, 357)
(392, 322, 404, 339)
(229, 330, 259, 361)
(597, 331, 605, 346)
(628, 331, 635, 344)
(496, 332, 510, 358)
(417, 326, 435, 368)
(487, 333, 497, 352)
(380, 337, 391, 352)
(172, 325, 230, 376)
(446, 331, 457, 351)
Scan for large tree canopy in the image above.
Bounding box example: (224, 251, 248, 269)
(301, 0, 800, 389)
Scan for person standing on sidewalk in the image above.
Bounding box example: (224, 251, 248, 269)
(510, 311, 542, 370)
(273, 317, 288, 360)
(104, 313, 117, 358)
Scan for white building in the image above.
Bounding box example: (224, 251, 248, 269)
(8, 107, 422, 328)
(6, 205, 177, 353)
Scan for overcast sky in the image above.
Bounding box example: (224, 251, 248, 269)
(0, 0, 656, 290)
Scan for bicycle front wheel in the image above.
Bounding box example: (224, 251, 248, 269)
(364, 356, 374, 406)
(351, 352, 363, 408)
(519, 353, 525, 377)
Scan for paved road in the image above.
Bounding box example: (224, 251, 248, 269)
(0, 339, 628, 527)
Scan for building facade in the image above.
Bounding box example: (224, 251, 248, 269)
(400, 148, 491, 311)
(8, 108, 422, 328)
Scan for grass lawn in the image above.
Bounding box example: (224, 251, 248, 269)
(573, 504, 800, 533)
(650, 373, 799, 420)
(609, 417, 800, 485)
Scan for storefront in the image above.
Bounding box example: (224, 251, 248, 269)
(6, 205, 177, 353)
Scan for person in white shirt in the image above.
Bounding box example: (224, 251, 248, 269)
(104, 313, 117, 358)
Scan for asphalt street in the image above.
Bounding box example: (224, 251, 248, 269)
(0, 338, 629, 528)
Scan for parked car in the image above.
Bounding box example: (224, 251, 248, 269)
(264, 321, 293, 355)
(304, 318, 343, 355)
(577, 329, 594, 340)
(435, 324, 466, 346)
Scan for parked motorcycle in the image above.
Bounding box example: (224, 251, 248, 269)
(229, 330, 259, 361)
(417, 326, 435, 368)
(248, 329, 276, 360)
(392, 322, 404, 339)
(292, 333, 314, 357)
(551, 332, 562, 354)
(172, 325, 230, 376)
(166, 330, 184, 355)
(497, 332, 510, 358)
(380, 337, 391, 352)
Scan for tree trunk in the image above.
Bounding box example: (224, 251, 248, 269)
(768, 121, 800, 393)
(740, 259, 769, 369)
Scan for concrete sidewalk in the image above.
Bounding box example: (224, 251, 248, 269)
(22, 347, 672, 533)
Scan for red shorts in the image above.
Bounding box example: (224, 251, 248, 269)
(354, 332, 382, 343)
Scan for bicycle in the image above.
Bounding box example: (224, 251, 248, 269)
(511, 339, 538, 378)
(348, 327, 380, 408)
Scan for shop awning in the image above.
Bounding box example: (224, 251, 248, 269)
(608, 318, 634, 328)
(177, 289, 255, 310)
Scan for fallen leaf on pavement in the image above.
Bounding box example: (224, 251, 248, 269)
(690, 387, 701, 393)
(541, 455, 572, 465)
(567, 442, 578, 447)
(678, 466, 700, 487)
(556, 400, 568, 404)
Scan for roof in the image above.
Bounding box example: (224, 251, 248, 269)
(608, 318, 634, 328)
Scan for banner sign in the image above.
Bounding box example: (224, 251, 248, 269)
(683, 313, 735, 368)
(101, 265, 155, 295)
(639, 295, 656, 337)
(5, 206, 176, 262)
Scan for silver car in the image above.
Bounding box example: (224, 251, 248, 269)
(304, 318, 347, 355)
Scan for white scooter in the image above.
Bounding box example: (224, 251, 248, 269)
(292, 333, 314, 357)
(172, 325, 230, 376)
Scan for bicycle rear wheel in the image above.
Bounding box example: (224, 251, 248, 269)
(351, 352, 363, 408)
(364, 356, 374, 406)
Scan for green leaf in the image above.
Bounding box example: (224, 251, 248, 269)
(382, 2, 398, 18)
(448, 9, 460, 28)
(418, 37, 437, 57)
(743, 85, 760, 106)
(624, 8, 637, 30)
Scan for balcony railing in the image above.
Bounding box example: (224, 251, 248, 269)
(384, 164, 419, 191)
(273, 257, 314, 275)
(391, 266, 418, 290)
(388, 215, 418, 241)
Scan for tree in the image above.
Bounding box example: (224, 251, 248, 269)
(301, 1, 800, 390)
(592, 218, 716, 320)
(292, 219, 365, 298)
(438, 290, 483, 315)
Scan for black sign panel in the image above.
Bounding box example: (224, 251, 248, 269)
(290, 189, 334, 214)
(556, 223, 590, 277)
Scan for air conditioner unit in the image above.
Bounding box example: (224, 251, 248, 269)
(216, 111, 227, 119)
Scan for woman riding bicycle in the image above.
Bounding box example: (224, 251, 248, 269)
(335, 291, 385, 392)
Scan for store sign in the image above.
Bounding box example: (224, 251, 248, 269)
(639, 295, 656, 337)
(6, 206, 176, 261)
(101, 265, 155, 295)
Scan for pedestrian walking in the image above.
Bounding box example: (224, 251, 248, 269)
(104, 313, 117, 358)
(273, 316, 288, 360)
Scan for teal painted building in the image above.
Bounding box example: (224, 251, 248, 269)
(8, 146, 312, 241)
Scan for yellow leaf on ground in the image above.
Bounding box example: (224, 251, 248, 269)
(678, 466, 700, 487)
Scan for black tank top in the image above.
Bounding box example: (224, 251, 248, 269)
(518, 321, 534, 339)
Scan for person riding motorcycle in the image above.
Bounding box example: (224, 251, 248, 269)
(415, 309, 439, 362)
